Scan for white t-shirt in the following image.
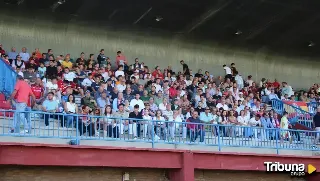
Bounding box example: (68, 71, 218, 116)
(237, 116, 249, 125)
(129, 99, 145, 111)
(82, 78, 93, 87)
(66, 102, 76, 113)
(46, 81, 58, 90)
(154, 84, 162, 93)
(224, 66, 232, 75)
(116, 84, 126, 93)
(64, 72, 76, 82)
(115, 70, 124, 78)
(216, 103, 229, 110)
(101, 72, 109, 81)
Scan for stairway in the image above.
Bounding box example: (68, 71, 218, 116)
(271, 99, 314, 130)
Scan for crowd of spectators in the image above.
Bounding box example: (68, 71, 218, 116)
(0, 44, 319, 145)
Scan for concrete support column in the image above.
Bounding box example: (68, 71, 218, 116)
(169, 152, 194, 181)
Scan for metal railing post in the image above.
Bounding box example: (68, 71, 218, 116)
(75, 115, 80, 145)
(217, 125, 221, 151)
(151, 123, 155, 149)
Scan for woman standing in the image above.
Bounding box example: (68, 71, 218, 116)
(152, 110, 165, 140)
(142, 109, 152, 139)
(103, 105, 118, 138)
(78, 106, 95, 136)
(237, 110, 249, 137)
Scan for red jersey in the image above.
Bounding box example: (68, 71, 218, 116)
(151, 70, 164, 80)
(31, 84, 43, 99)
(61, 82, 77, 94)
(273, 81, 280, 88)
(57, 80, 64, 89)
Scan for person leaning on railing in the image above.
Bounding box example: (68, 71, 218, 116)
(129, 104, 143, 139)
(77, 105, 95, 136)
(152, 110, 165, 140)
(186, 111, 205, 142)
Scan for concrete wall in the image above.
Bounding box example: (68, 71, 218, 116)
(0, 166, 298, 181)
(0, 10, 319, 89)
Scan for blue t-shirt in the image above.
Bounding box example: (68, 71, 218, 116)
(42, 99, 58, 111)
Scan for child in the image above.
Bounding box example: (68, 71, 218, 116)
(38, 62, 46, 78)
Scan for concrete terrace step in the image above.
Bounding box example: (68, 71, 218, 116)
(0, 125, 77, 137)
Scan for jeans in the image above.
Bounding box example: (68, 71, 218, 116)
(78, 122, 95, 136)
(107, 125, 119, 138)
(44, 113, 55, 126)
(61, 115, 75, 128)
(25, 106, 32, 130)
(12, 102, 29, 133)
(189, 129, 205, 142)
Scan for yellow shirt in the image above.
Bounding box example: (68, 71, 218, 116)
(62, 61, 73, 69)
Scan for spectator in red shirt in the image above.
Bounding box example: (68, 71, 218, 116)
(273, 79, 280, 89)
(32, 48, 42, 59)
(152, 66, 164, 80)
(169, 83, 178, 99)
(31, 78, 44, 108)
(8, 75, 36, 134)
(116, 51, 128, 67)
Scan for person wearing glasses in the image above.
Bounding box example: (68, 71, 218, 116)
(11, 55, 25, 70)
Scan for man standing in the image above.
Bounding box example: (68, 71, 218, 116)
(223, 64, 232, 80)
(180, 60, 190, 76)
(8, 75, 36, 133)
(129, 104, 143, 139)
(186, 111, 205, 142)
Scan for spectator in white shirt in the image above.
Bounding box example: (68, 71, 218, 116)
(46, 78, 58, 91)
(115, 65, 125, 78)
(19, 47, 30, 62)
(223, 64, 232, 80)
(234, 71, 244, 89)
(159, 97, 169, 112)
(129, 93, 145, 111)
(216, 99, 229, 110)
(16, 67, 24, 77)
(82, 73, 94, 87)
(63, 68, 76, 82)
(154, 78, 162, 93)
(268, 89, 279, 103)
(11, 55, 25, 70)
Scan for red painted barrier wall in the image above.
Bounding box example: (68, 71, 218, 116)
(0, 142, 319, 181)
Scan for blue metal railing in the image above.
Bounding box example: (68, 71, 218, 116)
(0, 109, 319, 153)
(0, 58, 17, 96)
